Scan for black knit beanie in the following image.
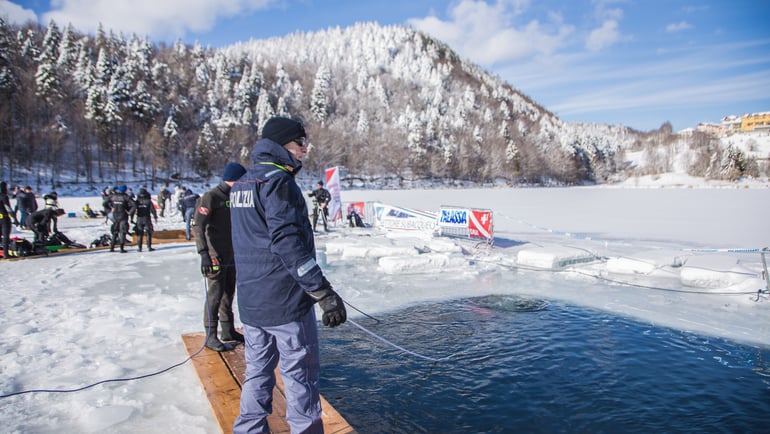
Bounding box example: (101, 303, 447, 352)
(261, 117, 306, 145)
(223, 162, 247, 181)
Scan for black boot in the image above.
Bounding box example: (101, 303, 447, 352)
(148, 234, 154, 251)
(137, 234, 143, 252)
(204, 326, 229, 352)
(220, 321, 244, 342)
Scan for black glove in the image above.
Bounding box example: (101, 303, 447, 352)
(200, 251, 220, 277)
(306, 279, 347, 327)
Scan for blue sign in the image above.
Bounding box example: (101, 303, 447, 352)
(439, 209, 468, 227)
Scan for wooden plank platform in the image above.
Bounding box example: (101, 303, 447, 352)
(181, 332, 356, 434)
(130, 228, 192, 243)
(0, 229, 194, 261)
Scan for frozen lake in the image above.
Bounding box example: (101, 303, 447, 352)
(0, 186, 768, 432)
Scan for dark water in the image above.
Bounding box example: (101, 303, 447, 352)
(319, 295, 770, 433)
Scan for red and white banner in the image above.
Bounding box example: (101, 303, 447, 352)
(325, 167, 343, 222)
(468, 209, 493, 240)
(437, 205, 493, 242)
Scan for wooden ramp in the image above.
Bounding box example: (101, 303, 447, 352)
(1, 229, 193, 262)
(182, 332, 356, 434)
(131, 228, 192, 244)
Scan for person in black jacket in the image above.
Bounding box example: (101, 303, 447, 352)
(14, 186, 37, 229)
(308, 180, 331, 232)
(132, 187, 157, 252)
(29, 207, 65, 244)
(181, 188, 199, 240)
(104, 185, 136, 253)
(41, 191, 61, 233)
(0, 182, 19, 258)
(157, 184, 171, 217)
(194, 162, 247, 352)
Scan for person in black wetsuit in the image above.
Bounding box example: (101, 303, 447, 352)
(103, 185, 136, 253)
(308, 181, 331, 232)
(0, 182, 19, 258)
(132, 187, 157, 252)
(29, 207, 65, 244)
(193, 162, 247, 352)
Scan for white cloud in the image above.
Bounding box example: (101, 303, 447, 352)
(666, 21, 694, 32)
(585, 19, 620, 51)
(39, 0, 274, 40)
(0, 0, 37, 24)
(407, 0, 574, 66)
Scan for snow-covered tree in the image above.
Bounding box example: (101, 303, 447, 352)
(255, 87, 274, 129)
(163, 113, 178, 140)
(356, 111, 369, 135)
(310, 65, 330, 124)
(35, 20, 62, 101)
(56, 23, 77, 72)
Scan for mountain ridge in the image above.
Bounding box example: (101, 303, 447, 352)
(0, 19, 764, 188)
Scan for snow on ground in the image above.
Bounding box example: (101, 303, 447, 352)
(0, 182, 768, 432)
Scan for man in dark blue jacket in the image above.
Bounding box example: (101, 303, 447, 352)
(231, 116, 346, 434)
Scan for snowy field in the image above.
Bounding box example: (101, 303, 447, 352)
(1, 180, 769, 433)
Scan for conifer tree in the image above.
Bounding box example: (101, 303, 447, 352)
(310, 65, 330, 124)
(35, 20, 61, 102)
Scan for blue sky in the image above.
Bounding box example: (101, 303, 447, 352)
(2, 0, 769, 132)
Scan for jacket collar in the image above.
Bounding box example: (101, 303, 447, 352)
(251, 138, 303, 175)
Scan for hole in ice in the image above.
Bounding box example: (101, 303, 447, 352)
(468, 294, 549, 312)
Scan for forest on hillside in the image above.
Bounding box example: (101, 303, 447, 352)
(0, 19, 760, 190)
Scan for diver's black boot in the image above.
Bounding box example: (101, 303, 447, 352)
(147, 234, 154, 251)
(220, 321, 244, 342)
(205, 327, 228, 352)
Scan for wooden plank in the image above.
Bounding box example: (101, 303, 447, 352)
(0, 230, 193, 262)
(182, 333, 242, 433)
(182, 332, 356, 434)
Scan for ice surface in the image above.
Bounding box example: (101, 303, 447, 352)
(0, 185, 768, 432)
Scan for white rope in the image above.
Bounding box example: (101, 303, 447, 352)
(347, 319, 454, 363)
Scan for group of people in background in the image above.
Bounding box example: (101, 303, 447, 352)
(0, 182, 175, 258)
(3, 116, 346, 433)
(0, 182, 67, 258)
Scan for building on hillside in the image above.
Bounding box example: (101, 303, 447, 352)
(740, 111, 770, 132)
(721, 115, 742, 133)
(696, 122, 727, 136)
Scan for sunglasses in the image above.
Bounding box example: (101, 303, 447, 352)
(294, 137, 307, 147)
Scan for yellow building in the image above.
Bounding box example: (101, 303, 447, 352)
(741, 112, 770, 131)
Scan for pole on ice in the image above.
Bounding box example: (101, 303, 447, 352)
(761, 247, 770, 294)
